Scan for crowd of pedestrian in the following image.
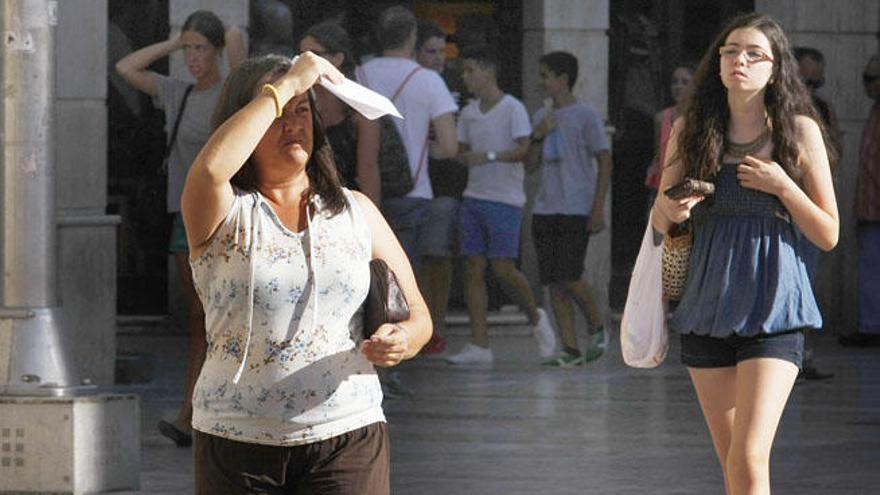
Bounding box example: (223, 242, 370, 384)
(112, 5, 877, 494)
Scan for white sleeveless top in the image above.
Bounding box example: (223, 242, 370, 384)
(190, 188, 384, 446)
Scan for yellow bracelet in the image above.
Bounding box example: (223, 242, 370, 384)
(261, 83, 283, 119)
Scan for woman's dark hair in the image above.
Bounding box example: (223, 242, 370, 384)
(182, 10, 226, 49)
(540, 51, 579, 90)
(674, 13, 837, 180)
(211, 55, 345, 215)
(302, 22, 356, 78)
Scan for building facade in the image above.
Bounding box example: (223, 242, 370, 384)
(43, 0, 877, 384)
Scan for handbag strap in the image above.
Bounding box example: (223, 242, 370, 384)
(163, 84, 194, 161)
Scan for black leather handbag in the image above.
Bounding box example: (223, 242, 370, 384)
(363, 259, 410, 339)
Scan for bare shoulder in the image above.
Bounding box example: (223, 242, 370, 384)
(671, 115, 685, 133)
(351, 189, 380, 215)
(794, 114, 823, 140)
(793, 115, 827, 156)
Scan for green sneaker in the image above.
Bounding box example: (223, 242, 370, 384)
(542, 348, 584, 368)
(583, 327, 607, 363)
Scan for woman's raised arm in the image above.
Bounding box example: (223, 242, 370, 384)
(115, 36, 181, 97)
(181, 53, 343, 256)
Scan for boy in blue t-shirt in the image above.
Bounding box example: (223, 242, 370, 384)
(528, 51, 612, 367)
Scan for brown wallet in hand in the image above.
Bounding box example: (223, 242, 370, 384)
(363, 259, 410, 339)
(664, 178, 715, 200)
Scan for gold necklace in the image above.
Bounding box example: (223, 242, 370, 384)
(724, 128, 770, 158)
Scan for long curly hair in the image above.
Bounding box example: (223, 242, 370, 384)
(210, 55, 345, 215)
(674, 13, 838, 182)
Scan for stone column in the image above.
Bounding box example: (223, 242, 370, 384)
(166, 1, 248, 332)
(756, 0, 879, 334)
(522, 0, 612, 322)
(55, 0, 120, 385)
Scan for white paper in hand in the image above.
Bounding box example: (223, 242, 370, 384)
(318, 76, 403, 121)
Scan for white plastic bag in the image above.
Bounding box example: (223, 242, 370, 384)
(620, 214, 669, 368)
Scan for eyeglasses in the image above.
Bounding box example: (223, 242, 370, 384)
(864, 73, 880, 85)
(718, 45, 774, 64)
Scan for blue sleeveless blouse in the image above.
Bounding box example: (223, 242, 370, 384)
(669, 162, 822, 337)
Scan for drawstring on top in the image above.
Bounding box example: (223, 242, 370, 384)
(306, 197, 319, 334)
(233, 192, 320, 384)
(234, 193, 261, 384)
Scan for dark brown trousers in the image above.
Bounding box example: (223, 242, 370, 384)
(194, 423, 390, 495)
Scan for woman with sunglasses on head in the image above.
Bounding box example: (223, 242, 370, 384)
(181, 53, 431, 494)
(651, 13, 838, 494)
(115, 10, 245, 447)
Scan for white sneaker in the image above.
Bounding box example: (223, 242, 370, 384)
(445, 343, 494, 365)
(533, 308, 557, 358)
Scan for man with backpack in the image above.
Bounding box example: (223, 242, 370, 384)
(356, 6, 458, 267)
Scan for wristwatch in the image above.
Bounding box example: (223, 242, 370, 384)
(486, 151, 497, 161)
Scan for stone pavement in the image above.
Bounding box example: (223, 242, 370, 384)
(114, 317, 880, 494)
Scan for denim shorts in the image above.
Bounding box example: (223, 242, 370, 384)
(458, 197, 523, 259)
(680, 329, 804, 369)
(422, 196, 460, 258)
(168, 212, 189, 253)
(380, 196, 431, 264)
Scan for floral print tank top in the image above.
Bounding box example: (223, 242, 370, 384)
(190, 188, 384, 446)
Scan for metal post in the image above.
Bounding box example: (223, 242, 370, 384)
(0, 0, 79, 395)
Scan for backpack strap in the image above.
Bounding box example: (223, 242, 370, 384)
(391, 66, 422, 102)
(390, 66, 429, 186)
(412, 136, 430, 187)
(362, 64, 429, 192)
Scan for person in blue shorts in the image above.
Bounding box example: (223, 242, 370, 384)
(445, 45, 556, 365)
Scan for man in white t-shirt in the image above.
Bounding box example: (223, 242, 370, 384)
(445, 46, 556, 365)
(356, 6, 458, 266)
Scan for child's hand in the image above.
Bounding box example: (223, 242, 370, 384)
(533, 114, 558, 140)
